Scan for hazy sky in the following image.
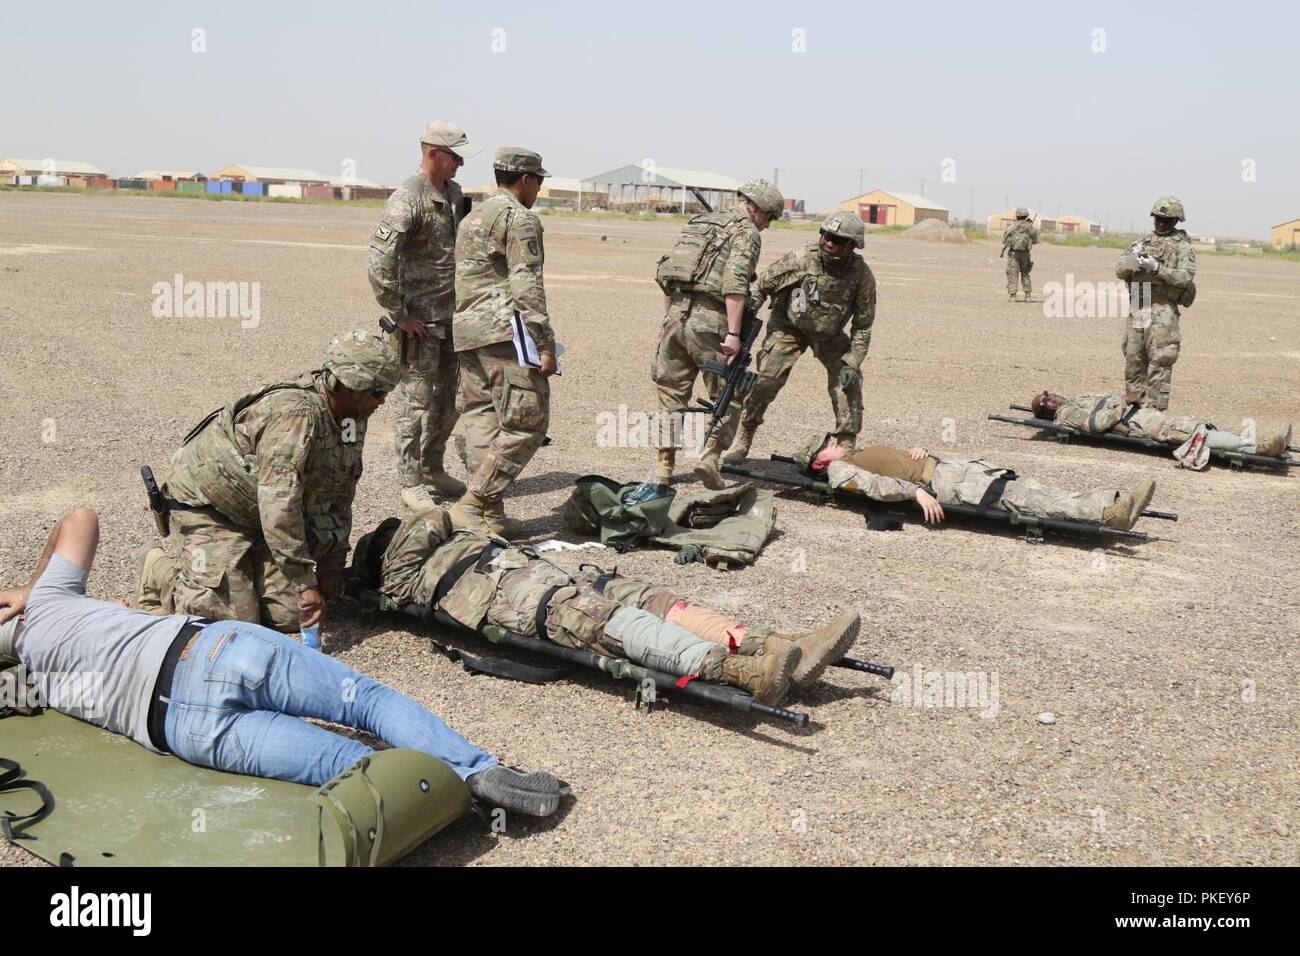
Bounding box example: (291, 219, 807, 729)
(3, 0, 1297, 238)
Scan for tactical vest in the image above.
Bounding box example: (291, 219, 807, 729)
(1134, 231, 1196, 308)
(655, 210, 745, 297)
(1054, 394, 1130, 435)
(774, 248, 863, 341)
(168, 373, 355, 529)
(1005, 222, 1034, 252)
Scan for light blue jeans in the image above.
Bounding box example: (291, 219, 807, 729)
(163, 620, 497, 786)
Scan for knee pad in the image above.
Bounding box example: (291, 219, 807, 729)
(314, 749, 470, 867)
(604, 606, 722, 678)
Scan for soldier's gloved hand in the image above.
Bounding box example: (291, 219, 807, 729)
(299, 587, 325, 629)
(397, 317, 434, 339)
(838, 365, 861, 391)
(674, 545, 705, 565)
(1137, 253, 1159, 273)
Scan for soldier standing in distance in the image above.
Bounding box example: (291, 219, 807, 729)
(1117, 196, 1197, 410)
(136, 332, 400, 631)
(1001, 207, 1039, 301)
(650, 179, 785, 488)
(449, 148, 555, 539)
(723, 212, 876, 462)
(369, 121, 479, 514)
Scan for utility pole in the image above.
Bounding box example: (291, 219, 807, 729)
(919, 178, 926, 196)
(773, 168, 784, 189)
(857, 168, 865, 195)
(1004, 193, 1010, 210)
(969, 188, 975, 220)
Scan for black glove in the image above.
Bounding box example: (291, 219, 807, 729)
(674, 545, 705, 565)
(838, 365, 861, 391)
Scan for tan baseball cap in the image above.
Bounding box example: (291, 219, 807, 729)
(493, 147, 549, 178)
(419, 121, 481, 159)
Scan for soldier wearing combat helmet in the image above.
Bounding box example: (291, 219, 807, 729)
(1116, 196, 1197, 410)
(651, 178, 785, 488)
(1000, 208, 1039, 301)
(135, 332, 400, 632)
(369, 120, 480, 513)
(722, 211, 877, 463)
(450, 147, 556, 538)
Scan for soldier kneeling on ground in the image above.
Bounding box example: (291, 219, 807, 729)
(136, 331, 400, 633)
(794, 433, 1157, 532)
(353, 510, 862, 706)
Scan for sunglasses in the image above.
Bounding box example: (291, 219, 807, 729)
(820, 232, 850, 247)
(369, 389, 389, 400)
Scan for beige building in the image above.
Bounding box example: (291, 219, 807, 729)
(1270, 218, 1300, 249)
(0, 158, 108, 180)
(209, 164, 331, 185)
(134, 169, 207, 182)
(833, 189, 949, 227)
(986, 208, 1102, 237)
(1056, 214, 1102, 237)
(986, 207, 1042, 231)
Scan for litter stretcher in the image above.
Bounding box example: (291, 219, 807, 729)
(989, 405, 1299, 472)
(722, 456, 1177, 543)
(344, 575, 895, 729)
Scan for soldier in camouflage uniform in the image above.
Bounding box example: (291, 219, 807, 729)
(650, 179, 785, 489)
(723, 213, 876, 462)
(1001, 208, 1038, 300)
(1031, 390, 1292, 466)
(792, 432, 1158, 532)
(1117, 196, 1197, 410)
(136, 332, 400, 631)
(352, 511, 863, 704)
(369, 121, 480, 513)
(449, 148, 556, 539)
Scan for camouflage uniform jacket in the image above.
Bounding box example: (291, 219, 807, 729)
(1115, 228, 1196, 306)
(752, 243, 876, 367)
(452, 188, 552, 353)
(165, 372, 365, 589)
(368, 172, 465, 332)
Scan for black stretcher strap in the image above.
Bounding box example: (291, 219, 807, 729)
(432, 544, 504, 608)
(533, 584, 564, 638)
(0, 757, 54, 842)
(428, 637, 571, 684)
(976, 471, 1017, 515)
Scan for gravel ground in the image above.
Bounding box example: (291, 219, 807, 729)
(1, 192, 1296, 866)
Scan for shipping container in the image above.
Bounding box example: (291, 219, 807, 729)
(178, 181, 204, 193)
(0, 174, 15, 185)
(267, 183, 302, 199)
(206, 180, 233, 194)
(242, 182, 265, 197)
(36, 175, 67, 187)
(17, 176, 35, 186)
(117, 178, 148, 190)
(88, 177, 115, 189)
(150, 179, 177, 191)
(301, 184, 336, 200)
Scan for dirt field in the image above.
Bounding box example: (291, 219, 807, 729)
(1, 192, 1296, 866)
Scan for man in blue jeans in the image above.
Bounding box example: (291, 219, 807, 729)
(0, 507, 562, 817)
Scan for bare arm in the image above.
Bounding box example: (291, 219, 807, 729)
(0, 507, 100, 623)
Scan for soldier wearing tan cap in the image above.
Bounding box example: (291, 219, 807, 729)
(369, 121, 482, 515)
(449, 147, 556, 538)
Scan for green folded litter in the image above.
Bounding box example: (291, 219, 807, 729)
(0, 709, 468, 866)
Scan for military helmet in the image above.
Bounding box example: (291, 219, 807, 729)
(353, 517, 402, 587)
(1015, 207, 1030, 220)
(322, 330, 401, 392)
(792, 432, 834, 474)
(562, 487, 602, 535)
(1150, 196, 1185, 222)
(820, 213, 865, 248)
(737, 179, 785, 218)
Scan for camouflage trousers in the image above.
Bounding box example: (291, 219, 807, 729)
(1123, 302, 1180, 411)
(650, 299, 739, 451)
(483, 560, 680, 656)
(1006, 251, 1032, 295)
(931, 460, 1116, 523)
(158, 508, 302, 631)
(741, 327, 862, 442)
(457, 341, 550, 500)
(388, 327, 460, 487)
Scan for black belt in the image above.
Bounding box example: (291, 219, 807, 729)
(147, 618, 211, 754)
(430, 543, 505, 610)
(977, 471, 1018, 515)
(534, 585, 564, 638)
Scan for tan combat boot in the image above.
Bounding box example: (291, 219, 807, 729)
(692, 438, 728, 491)
(776, 611, 861, 687)
(720, 635, 801, 705)
(1255, 424, 1292, 457)
(133, 545, 172, 612)
(655, 448, 676, 485)
(401, 485, 440, 517)
(722, 423, 756, 464)
(448, 490, 494, 534)
(1102, 479, 1157, 531)
(423, 469, 467, 498)
(482, 498, 525, 540)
